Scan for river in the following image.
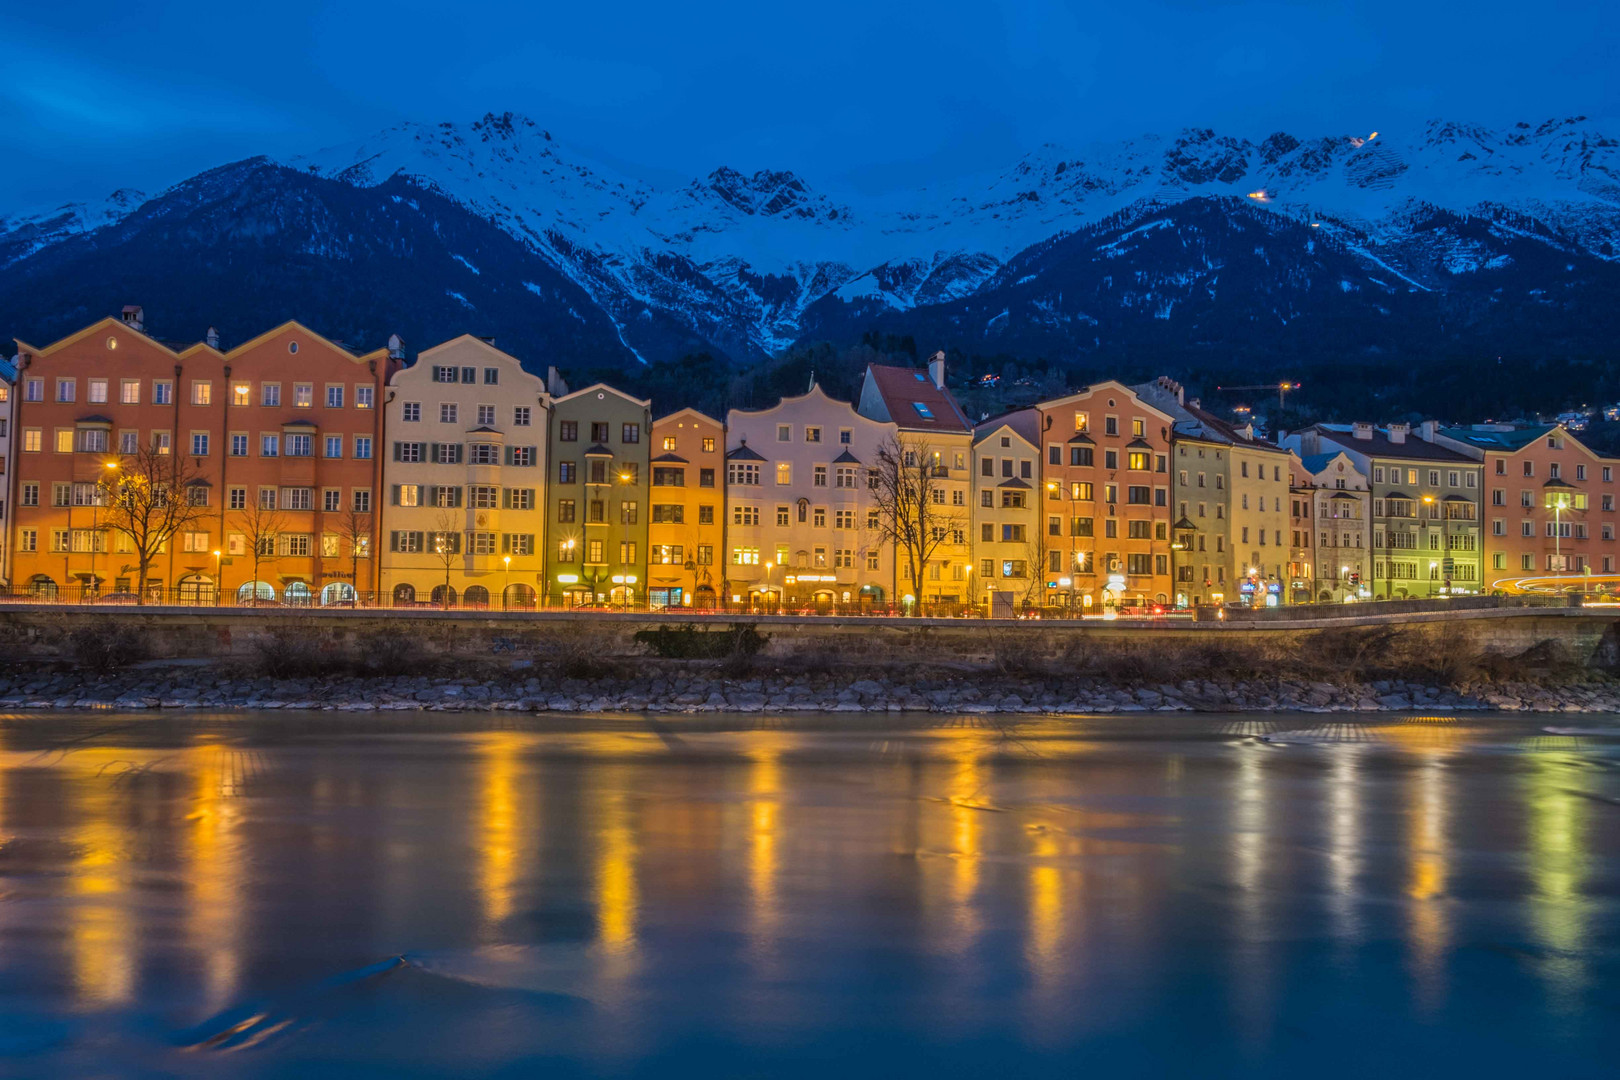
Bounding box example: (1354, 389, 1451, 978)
(0, 711, 1614, 1077)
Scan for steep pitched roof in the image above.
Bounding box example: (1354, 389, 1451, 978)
(859, 364, 972, 433)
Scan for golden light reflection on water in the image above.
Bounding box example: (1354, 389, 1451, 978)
(476, 732, 526, 935)
(187, 741, 245, 1012)
(940, 730, 988, 954)
(593, 765, 639, 963)
(747, 737, 786, 963)
(68, 747, 140, 1006)
(1404, 753, 1449, 1013)
(1327, 745, 1364, 942)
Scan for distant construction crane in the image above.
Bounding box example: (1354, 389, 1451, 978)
(1216, 382, 1301, 412)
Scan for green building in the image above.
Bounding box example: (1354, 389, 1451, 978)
(1284, 422, 1483, 598)
(544, 383, 652, 606)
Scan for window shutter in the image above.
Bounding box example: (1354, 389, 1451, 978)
(390, 485, 401, 506)
(392, 442, 402, 462)
(504, 445, 514, 466)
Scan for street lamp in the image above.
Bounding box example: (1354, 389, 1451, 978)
(213, 549, 222, 606)
(503, 554, 511, 608)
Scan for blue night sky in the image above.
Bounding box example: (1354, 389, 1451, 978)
(2, 1, 1614, 209)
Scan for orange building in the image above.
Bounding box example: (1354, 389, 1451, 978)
(1032, 381, 1175, 612)
(1436, 423, 1619, 590)
(647, 408, 726, 609)
(10, 310, 398, 602)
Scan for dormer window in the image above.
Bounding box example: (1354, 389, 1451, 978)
(912, 402, 934, 420)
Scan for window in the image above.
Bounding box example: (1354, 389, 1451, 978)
(394, 442, 423, 463)
(470, 486, 499, 509)
(912, 403, 934, 420)
(294, 383, 313, 408)
(1070, 446, 1094, 467)
(440, 402, 459, 424)
(559, 420, 578, 442)
(152, 431, 171, 455)
(56, 378, 76, 403)
(699, 505, 714, 525)
(513, 406, 531, 427)
(732, 547, 761, 566)
(700, 468, 716, 488)
(470, 443, 499, 465)
(431, 365, 456, 383)
(432, 485, 461, 508)
(391, 531, 424, 554)
(54, 429, 73, 454)
(1002, 524, 1027, 543)
(557, 499, 576, 523)
(503, 488, 535, 511)
(323, 488, 342, 512)
(478, 405, 496, 426)
(483, 367, 499, 386)
(1128, 450, 1150, 470)
(733, 504, 760, 526)
(281, 487, 313, 511)
(587, 540, 605, 564)
(619, 540, 637, 564)
(285, 433, 312, 457)
(355, 437, 373, 460)
(652, 504, 684, 523)
(470, 532, 498, 556)
(653, 466, 685, 486)
(777, 462, 792, 485)
(190, 433, 209, 456)
(620, 501, 639, 524)
(813, 507, 827, 527)
(260, 382, 281, 407)
(777, 424, 792, 442)
(324, 435, 343, 459)
(591, 422, 610, 443)
(356, 386, 374, 410)
(814, 466, 827, 487)
(558, 461, 577, 484)
(503, 534, 534, 556)
(729, 462, 761, 486)
(706, 437, 718, 452)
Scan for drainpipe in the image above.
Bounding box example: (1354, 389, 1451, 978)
(169, 362, 181, 598)
(218, 362, 231, 603)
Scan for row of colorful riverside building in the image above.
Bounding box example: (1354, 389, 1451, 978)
(2, 309, 1617, 610)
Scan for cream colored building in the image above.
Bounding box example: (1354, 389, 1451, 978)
(1297, 449, 1372, 601)
(971, 418, 1042, 613)
(725, 382, 896, 609)
(379, 336, 551, 606)
(856, 354, 975, 607)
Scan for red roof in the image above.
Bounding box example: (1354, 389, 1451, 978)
(862, 364, 972, 433)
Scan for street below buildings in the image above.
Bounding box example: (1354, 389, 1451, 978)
(0, 711, 1614, 1077)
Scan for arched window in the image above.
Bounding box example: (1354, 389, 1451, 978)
(431, 584, 458, 607)
(393, 583, 417, 606)
(463, 585, 490, 608)
(237, 581, 276, 603)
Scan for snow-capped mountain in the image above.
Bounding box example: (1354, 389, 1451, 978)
(3, 111, 1619, 381)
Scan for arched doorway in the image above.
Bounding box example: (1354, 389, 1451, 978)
(177, 574, 216, 605)
(561, 585, 592, 607)
(503, 583, 536, 609)
(431, 584, 458, 607)
(392, 583, 417, 606)
(284, 581, 313, 607)
(321, 582, 357, 606)
(238, 580, 275, 604)
(463, 585, 490, 608)
(692, 585, 717, 610)
(28, 575, 57, 600)
(608, 585, 635, 608)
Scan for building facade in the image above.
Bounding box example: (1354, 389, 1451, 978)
(10, 314, 397, 603)
(543, 384, 651, 606)
(971, 417, 1042, 613)
(1136, 378, 1291, 607)
(1435, 424, 1617, 590)
(1294, 450, 1372, 602)
(379, 336, 550, 607)
(0, 355, 14, 586)
(856, 355, 975, 607)
(725, 383, 896, 609)
(647, 408, 726, 609)
(1034, 381, 1175, 612)
(1285, 423, 1483, 598)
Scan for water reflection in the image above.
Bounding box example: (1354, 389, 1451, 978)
(0, 712, 1610, 1077)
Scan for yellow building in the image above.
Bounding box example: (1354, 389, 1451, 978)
(647, 408, 726, 609)
(971, 418, 1042, 613)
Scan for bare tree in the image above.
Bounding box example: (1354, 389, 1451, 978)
(869, 435, 966, 614)
(235, 493, 287, 603)
(334, 503, 374, 603)
(1021, 525, 1054, 610)
(430, 509, 463, 608)
(96, 442, 209, 605)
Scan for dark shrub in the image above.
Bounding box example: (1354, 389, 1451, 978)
(634, 624, 769, 659)
(66, 624, 147, 674)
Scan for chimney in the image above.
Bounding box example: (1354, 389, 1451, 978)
(205, 326, 219, 350)
(477, 335, 495, 346)
(1387, 422, 1408, 444)
(927, 350, 945, 389)
(1351, 422, 1374, 440)
(120, 305, 144, 332)
(1419, 420, 1438, 442)
(546, 366, 570, 397)
(387, 333, 404, 359)
(1154, 375, 1185, 405)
